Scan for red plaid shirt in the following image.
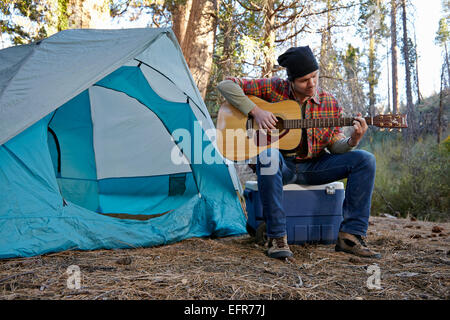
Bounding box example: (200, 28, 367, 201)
(227, 76, 343, 160)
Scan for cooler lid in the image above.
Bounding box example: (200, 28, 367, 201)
(245, 180, 344, 191)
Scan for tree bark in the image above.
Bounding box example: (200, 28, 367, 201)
(401, 0, 415, 139)
(445, 42, 450, 86)
(391, 0, 399, 114)
(319, 0, 335, 92)
(169, 0, 193, 49)
(261, 0, 276, 78)
(413, 27, 422, 104)
(67, 0, 110, 29)
(437, 65, 445, 144)
(219, 0, 235, 79)
(387, 41, 391, 112)
(171, 0, 219, 99)
(368, 29, 376, 117)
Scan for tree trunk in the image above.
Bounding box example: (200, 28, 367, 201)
(445, 42, 450, 86)
(169, 0, 193, 49)
(413, 27, 422, 104)
(319, 0, 334, 91)
(368, 30, 376, 117)
(67, 0, 110, 29)
(219, 0, 235, 79)
(261, 0, 276, 78)
(391, 0, 399, 114)
(387, 41, 391, 113)
(437, 65, 445, 144)
(171, 0, 219, 99)
(401, 0, 415, 139)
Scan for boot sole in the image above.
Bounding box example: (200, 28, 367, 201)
(335, 245, 381, 259)
(267, 251, 293, 259)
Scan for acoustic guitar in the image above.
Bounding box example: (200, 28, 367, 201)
(216, 95, 408, 162)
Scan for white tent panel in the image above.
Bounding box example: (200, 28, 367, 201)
(122, 59, 140, 67)
(140, 64, 187, 103)
(135, 34, 198, 104)
(135, 33, 211, 125)
(89, 86, 191, 179)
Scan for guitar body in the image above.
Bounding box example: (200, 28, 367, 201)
(215, 95, 407, 162)
(216, 96, 302, 161)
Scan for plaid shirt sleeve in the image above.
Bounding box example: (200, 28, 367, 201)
(225, 77, 281, 102)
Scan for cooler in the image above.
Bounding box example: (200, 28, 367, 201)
(244, 180, 344, 244)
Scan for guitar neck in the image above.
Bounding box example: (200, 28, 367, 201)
(283, 117, 373, 129)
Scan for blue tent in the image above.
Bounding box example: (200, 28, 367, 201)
(0, 28, 246, 259)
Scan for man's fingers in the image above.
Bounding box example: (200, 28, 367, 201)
(258, 120, 267, 130)
(362, 119, 368, 130)
(265, 114, 277, 129)
(271, 114, 278, 123)
(354, 114, 367, 128)
(263, 119, 275, 130)
(353, 121, 362, 134)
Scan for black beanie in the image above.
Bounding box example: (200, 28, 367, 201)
(277, 46, 319, 81)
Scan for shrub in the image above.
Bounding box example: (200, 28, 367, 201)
(366, 134, 450, 221)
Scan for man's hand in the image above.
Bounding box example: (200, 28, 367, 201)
(249, 106, 278, 130)
(348, 112, 368, 146)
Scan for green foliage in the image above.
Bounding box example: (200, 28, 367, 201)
(0, 0, 63, 44)
(57, 0, 68, 31)
(400, 37, 417, 66)
(442, 135, 450, 152)
(205, 0, 264, 117)
(435, 17, 449, 46)
(366, 134, 450, 222)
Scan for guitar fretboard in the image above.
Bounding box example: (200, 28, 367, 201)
(282, 117, 373, 129)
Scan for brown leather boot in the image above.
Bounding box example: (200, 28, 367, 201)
(335, 232, 381, 259)
(267, 235, 293, 259)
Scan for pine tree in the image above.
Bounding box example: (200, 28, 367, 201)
(390, 0, 399, 114)
(401, 0, 416, 140)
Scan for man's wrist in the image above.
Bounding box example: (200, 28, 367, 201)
(248, 105, 258, 116)
(347, 137, 358, 147)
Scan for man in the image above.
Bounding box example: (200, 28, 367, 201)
(217, 46, 381, 260)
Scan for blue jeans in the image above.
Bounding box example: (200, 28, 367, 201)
(255, 148, 376, 238)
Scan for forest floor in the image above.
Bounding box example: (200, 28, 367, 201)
(0, 215, 448, 300)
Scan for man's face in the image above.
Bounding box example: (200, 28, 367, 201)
(292, 70, 319, 98)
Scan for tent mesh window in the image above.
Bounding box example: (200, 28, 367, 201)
(168, 173, 187, 196)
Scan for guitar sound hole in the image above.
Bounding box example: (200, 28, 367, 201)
(275, 117, 285, 131)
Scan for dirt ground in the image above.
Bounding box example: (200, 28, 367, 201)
(0, 215, 448, 300)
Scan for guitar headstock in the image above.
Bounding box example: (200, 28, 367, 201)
(372, 114, 408, 129)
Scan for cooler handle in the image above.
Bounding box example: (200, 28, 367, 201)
(326, 185, 336, 195)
